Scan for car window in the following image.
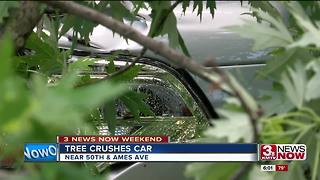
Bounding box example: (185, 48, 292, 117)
(82, 58, 210, 142)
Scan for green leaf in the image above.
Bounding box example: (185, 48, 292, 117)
(0, 1, 20, 23)
(206, 1, 216, 18)
(178, 31, 191, 57)
(106, 55, 116, 73)
(60, 1, 137, 42)
(274, 161, 306, 180)
(60, 15, 96, 43)
(193, 1, 203, 20)
(312, 135, 320, 180)
(0, 36, 31, 130)
(261, 116, 296, 144)
(249, 1, 281, 18)
(227, 73, 259, 113)
(110, 64, 142, 82)
(0, 34, 13, 81)
(148, 1, 180, 48)
(104, 55, 153, 126)
(55, 71, 79, 89)
(305, 133, 320, 180)
(15, 33, 62, 74)
(132, 1, 147, 16)
(32, 77, 84, 130)
(0, 78, 31, 127)
(227, 9, 293, 51)
(259, 88, 294, 117)
(185, 163, 241, 180)
(125, 91, 154, 116)
(68, 57, 94, 72)
(286, 2, 320, 48)
(60, 2, 101, 42)
(306, 59, 320, 101)
(59, 15, 75, 38)
(108, 1, 137, 22)
(43, 14, 60, 45)
(148, 1, 191, 54)
(32, 74, 128, 130)
(70, 81, 128, 112)
(204, 109, 253, 142)
(281, 62, 307, 108)
(22, 163, 103, 180)
(103, 100, 117, 135)
(257, 48, 311, 80)
(182, 1, 190, 14)
(120, 95, 140, 120)
(25, 34, 54, 56)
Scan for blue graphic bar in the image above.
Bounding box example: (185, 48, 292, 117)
(24, 144, 57, 162)
(59, 143, 257, 153)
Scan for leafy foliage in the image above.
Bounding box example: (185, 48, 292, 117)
(60, 1, 100, 43)
(16, 32, 64, 74)
(306, 59, 320, 101)
(148, 1, 181, 48)
(286, 2, 320, 48)
(256, 48, 311, 80)
(17, 163, 103, 180)
(213, 1, 320, 180)
(1, 1, 217, 179)
(185, 163, 242, 180)
(102, 57, 154, 135)
(0, 34, 129, 154)
(247, 1, 280, 20)
(204, 108, 253, 142)
(0, 1, 20, 23)
(228, 8, 293, 51)
(1, 1, 320, 180)
(281, 61, 307, 108)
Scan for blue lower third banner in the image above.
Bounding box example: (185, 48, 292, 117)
(24, 143, 258, 162)
(59, 153, 257, 162)
(58, 144, 257, 162)
(24, 144, 57, 162)
(59, 143, 257, 153)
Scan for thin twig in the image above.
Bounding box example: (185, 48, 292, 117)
(106, 48, 147, 79)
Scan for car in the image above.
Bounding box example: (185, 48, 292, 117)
(57, 1, 272, 180)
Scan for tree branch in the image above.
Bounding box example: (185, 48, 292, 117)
(107, 1, 181, 78)
(44, 1, 212, 79)
(1, 1, 43, 50)
(43, 1, 260, 141)
(106, 47, 147, 79)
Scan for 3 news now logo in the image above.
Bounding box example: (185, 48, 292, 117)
(260, 144, 306, 161)
(24, 144, 57, 162)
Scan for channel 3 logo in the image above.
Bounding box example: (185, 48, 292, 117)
(260, 144, 306, 161)
(260, 144, 277, 160)
(24, 144, 57, 162)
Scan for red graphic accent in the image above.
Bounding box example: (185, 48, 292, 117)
(57, 136, 169, 143)
(260, 144, 277, 160)
(275, 164, 288, 171)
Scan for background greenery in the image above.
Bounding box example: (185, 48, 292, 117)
(0, 1, 319, 180)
